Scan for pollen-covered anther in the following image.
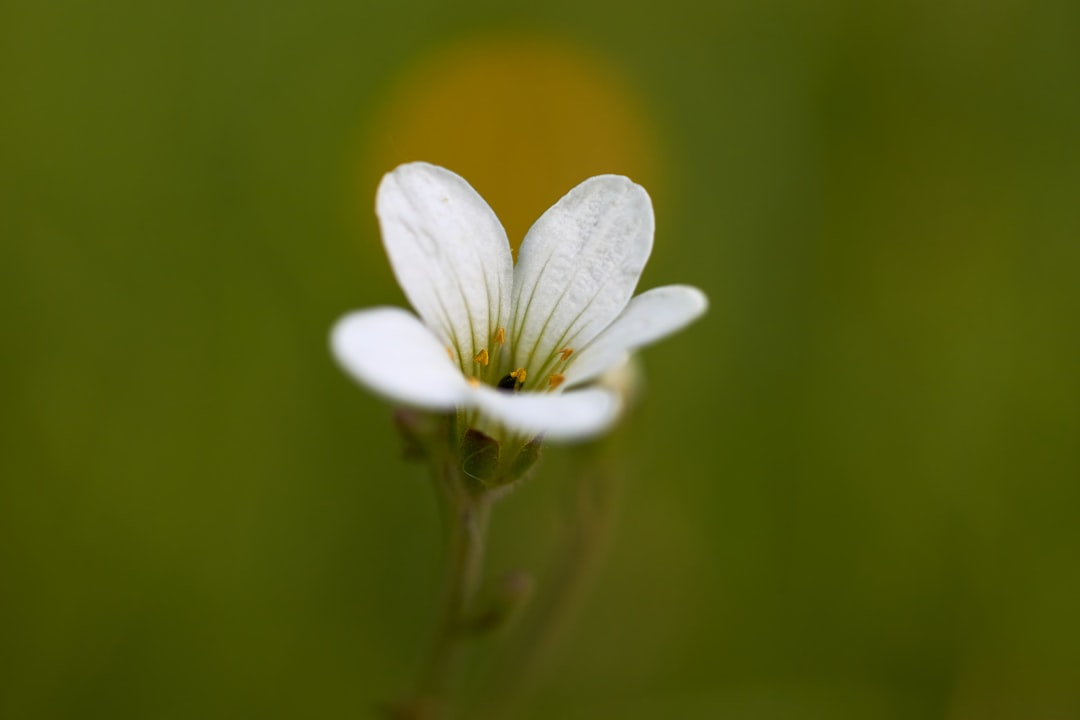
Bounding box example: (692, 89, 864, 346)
(494, 327, 506, 345)
(466, 377, 480, 388)
(496, 367, 528, 392)
(558, 348, 574, 362)
(473, 348, 489, 366)
(548, 374, 566, 390)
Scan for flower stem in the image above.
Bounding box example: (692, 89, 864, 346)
(420, 484, 491, 700)
(399, 418, 493, 719)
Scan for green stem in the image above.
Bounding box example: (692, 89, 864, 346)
(420, 485, 491, 699)
(400, 419, 492, 720)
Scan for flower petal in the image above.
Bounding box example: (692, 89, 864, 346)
(509, 175, 654, 378)
(469, 385, 622, 441)
(376, 162, 513, 365)
(564, 285, 709, 387)
(331, 307, 470, 409)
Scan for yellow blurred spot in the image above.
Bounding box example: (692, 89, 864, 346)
(494, 327, 505, 345)
(367, 34, 662, 248)
(466, 377, 480, 387)
(445, 346, 454, 360)
(548, 374, 566, 390)
(558, 347, 574, 362)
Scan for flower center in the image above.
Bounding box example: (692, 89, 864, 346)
(463, 326, 574, 393)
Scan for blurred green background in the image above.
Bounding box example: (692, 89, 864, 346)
(3, 0, 1079, 717)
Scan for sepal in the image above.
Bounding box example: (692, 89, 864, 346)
(458, 429, 544, 491)
(460, 428, 501, 492)
(392, 408, 446, 462)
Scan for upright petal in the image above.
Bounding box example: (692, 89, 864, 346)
(564, 285, 708, 387)
(331, 307, 471, 409)
(509, 175, 653, 379)
(469, 385, 622, 441)
(376, 162, 513, 365)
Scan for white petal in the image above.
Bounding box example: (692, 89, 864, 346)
(469, 385, 622, 441)
(376, 162, 513, 364)
(565, 285, 709, 387)
(509, 175, 654, 375)
(331, 307, 470, 409)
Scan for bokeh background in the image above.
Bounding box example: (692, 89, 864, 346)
(3, 0, 1079, 717)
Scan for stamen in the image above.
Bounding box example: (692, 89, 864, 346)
(558, 348, 574, 362)
(548, 374, 565, 390)
(494, 327, 506, 345)
(497, 367, 528, 393)
(473, 348, 489, 366)
(466, 377, 480, 388)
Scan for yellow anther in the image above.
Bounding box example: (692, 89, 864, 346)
(473, 348, 489, 366)
(510, 367, 527, 384)
(466, 377, 480, 388)
(558, 347, 574, 362)
(548, 374, 566, 390)
(494, 327, 506, 345)
(445, 346, 454, 360)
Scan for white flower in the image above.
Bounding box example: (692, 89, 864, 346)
(331, 162, 707, 442)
